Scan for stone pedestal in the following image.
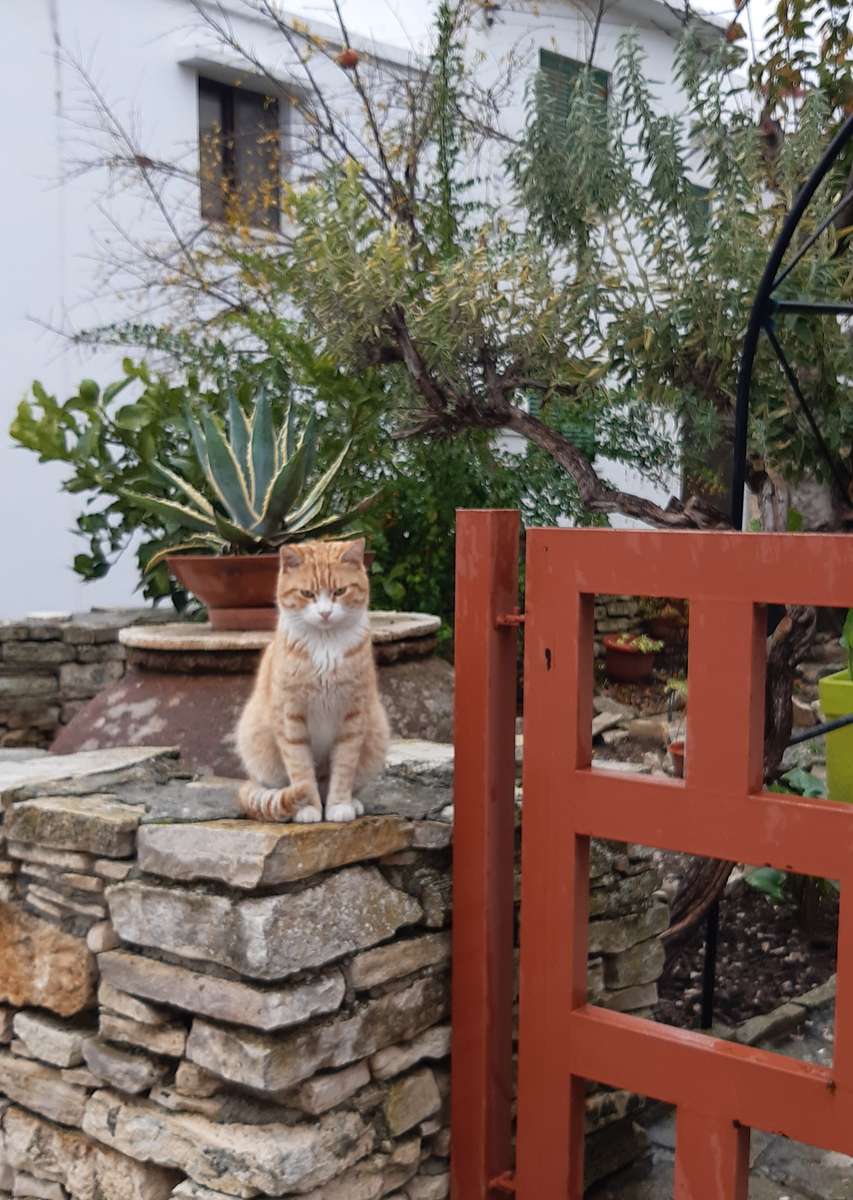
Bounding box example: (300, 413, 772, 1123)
(52, 614, 453, 775)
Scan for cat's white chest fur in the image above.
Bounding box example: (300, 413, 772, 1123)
(308, 686, 346, 769)
(278, 610, 368, 673)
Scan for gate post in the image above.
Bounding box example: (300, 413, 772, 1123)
(451, 510, 520, 1200)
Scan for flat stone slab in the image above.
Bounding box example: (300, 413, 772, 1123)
(0, 1053, 88, 1127)
(83, 1089, 370, 1197)
(119, 612, 441, 653)
(7, 794, 143, 857)
(12, 1011, 90, 1068)
(363, 741, 454, 820)
(185, 975, 448, 1093)
(137, 815, 413, 888)
(0, 747, 178, 803)
(99, 950, 346, 1032)
(107, 867, 422, 980)
(107, 779, 242, 825)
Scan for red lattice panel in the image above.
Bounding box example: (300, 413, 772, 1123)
(515, 528, 853, 1199)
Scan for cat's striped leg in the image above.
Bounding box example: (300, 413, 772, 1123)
(274, 706, 323, 823)
(325, 710, 367, 823)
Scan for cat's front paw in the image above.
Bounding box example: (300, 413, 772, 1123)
(325, 801, 357, 823)
(352, 798, 365, 817)
(294, 805, 323, 824)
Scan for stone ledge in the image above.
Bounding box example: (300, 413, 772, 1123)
(137, 815, 414, 889)
(106, 868, 423, 980)
(99, 951, 347, 1033)
(118, 613, 441, 653)
(0, 747, 178, 805)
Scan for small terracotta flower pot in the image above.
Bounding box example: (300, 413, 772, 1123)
(603, 635, 658, 683)
(668, 739, 685, 778)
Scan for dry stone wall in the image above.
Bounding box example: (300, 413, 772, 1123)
(0, 611, 173, 750)
(0, 742, 668, 1199)
(593, 596, 643, 657)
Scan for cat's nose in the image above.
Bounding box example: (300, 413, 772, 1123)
(319, 609, 332, 622)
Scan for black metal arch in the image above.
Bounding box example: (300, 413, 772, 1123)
(731, 111, 853, 526)
(701, 113, 853, 1032)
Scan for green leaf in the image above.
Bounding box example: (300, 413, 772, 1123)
(102, 377, 134, 404)
(185, 406, 211, 477)
(786, 507, 804, 532)
(249, 385, 276, 511)
(114, 404, 153, 432)
(254, 441, 311, 537)
(144, 536, 221, 572)
(120, 490, 216, 535)
(78, 379, 100, 404)
(285, 437, 351, 529)
(841, 608, 853, 680)
(152, 462, 216, 518)
(200, 412, 258, 528)
(212, 511, 261, 550)
(228, 390, 251, 478)
(744, 866, 788, 903)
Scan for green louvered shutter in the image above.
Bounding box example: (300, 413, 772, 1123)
(530, 50, 604, 463)
(538, 49, 609, 118)
(526, 395, 597, 462)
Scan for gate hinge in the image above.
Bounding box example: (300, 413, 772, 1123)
(490, 1172, 516, 1194)
(495, 609, 525, 628)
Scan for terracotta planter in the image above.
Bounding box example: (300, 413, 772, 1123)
(668, 739, 685, 778)
(168, 549, 377, 632)
(603, 635, 657, 683)
(168, 554, 280, 630)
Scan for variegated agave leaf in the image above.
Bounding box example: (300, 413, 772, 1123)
(199, 411, 258, 528)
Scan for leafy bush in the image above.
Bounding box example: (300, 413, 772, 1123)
(9, 351, 373, 605)
(11, 343, 587, 625)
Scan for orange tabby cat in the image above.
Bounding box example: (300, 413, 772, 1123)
(236, 538, 390, 823)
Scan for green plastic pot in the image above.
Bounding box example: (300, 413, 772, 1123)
(818, 669, 853, 805)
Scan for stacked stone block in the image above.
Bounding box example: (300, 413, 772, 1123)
(0, 610, 172, 749)
(593, 595, 643, 657)
(0, 741, 668, 1198)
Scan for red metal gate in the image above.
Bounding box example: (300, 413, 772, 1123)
(451, 509, 853, 1200)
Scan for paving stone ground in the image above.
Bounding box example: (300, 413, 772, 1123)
(588, 1001, 852, 1200)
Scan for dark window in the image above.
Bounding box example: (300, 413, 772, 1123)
(538, 48, 609, 118)
(198, 77, 281, 231)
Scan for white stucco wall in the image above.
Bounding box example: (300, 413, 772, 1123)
(1, 0, 720, 616)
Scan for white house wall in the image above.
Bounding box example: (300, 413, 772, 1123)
(1, 0, 708, 616)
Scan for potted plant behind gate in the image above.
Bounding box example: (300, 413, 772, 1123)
(665, 677, 688, 778)
(818, 609, 853, 804)
(641, 597, 689, 645)
(124, 386, 372, 630)
(602, 632, 664, 683)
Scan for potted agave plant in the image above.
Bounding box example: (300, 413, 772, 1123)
(602, 632, 664, 684)
(125, 388, 370, 630)
(818, 609, 853, 804)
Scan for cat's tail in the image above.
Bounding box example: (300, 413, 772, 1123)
(239, 782, 299, 822)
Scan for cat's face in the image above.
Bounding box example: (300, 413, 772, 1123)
(277, 539, 369, 636)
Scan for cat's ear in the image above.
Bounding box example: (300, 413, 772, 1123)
(339, 538, 366, 566)
(279, 545, 304, 571)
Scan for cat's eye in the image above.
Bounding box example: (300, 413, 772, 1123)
(333, 586, 347, 598)
(300, 590, 315, 599)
